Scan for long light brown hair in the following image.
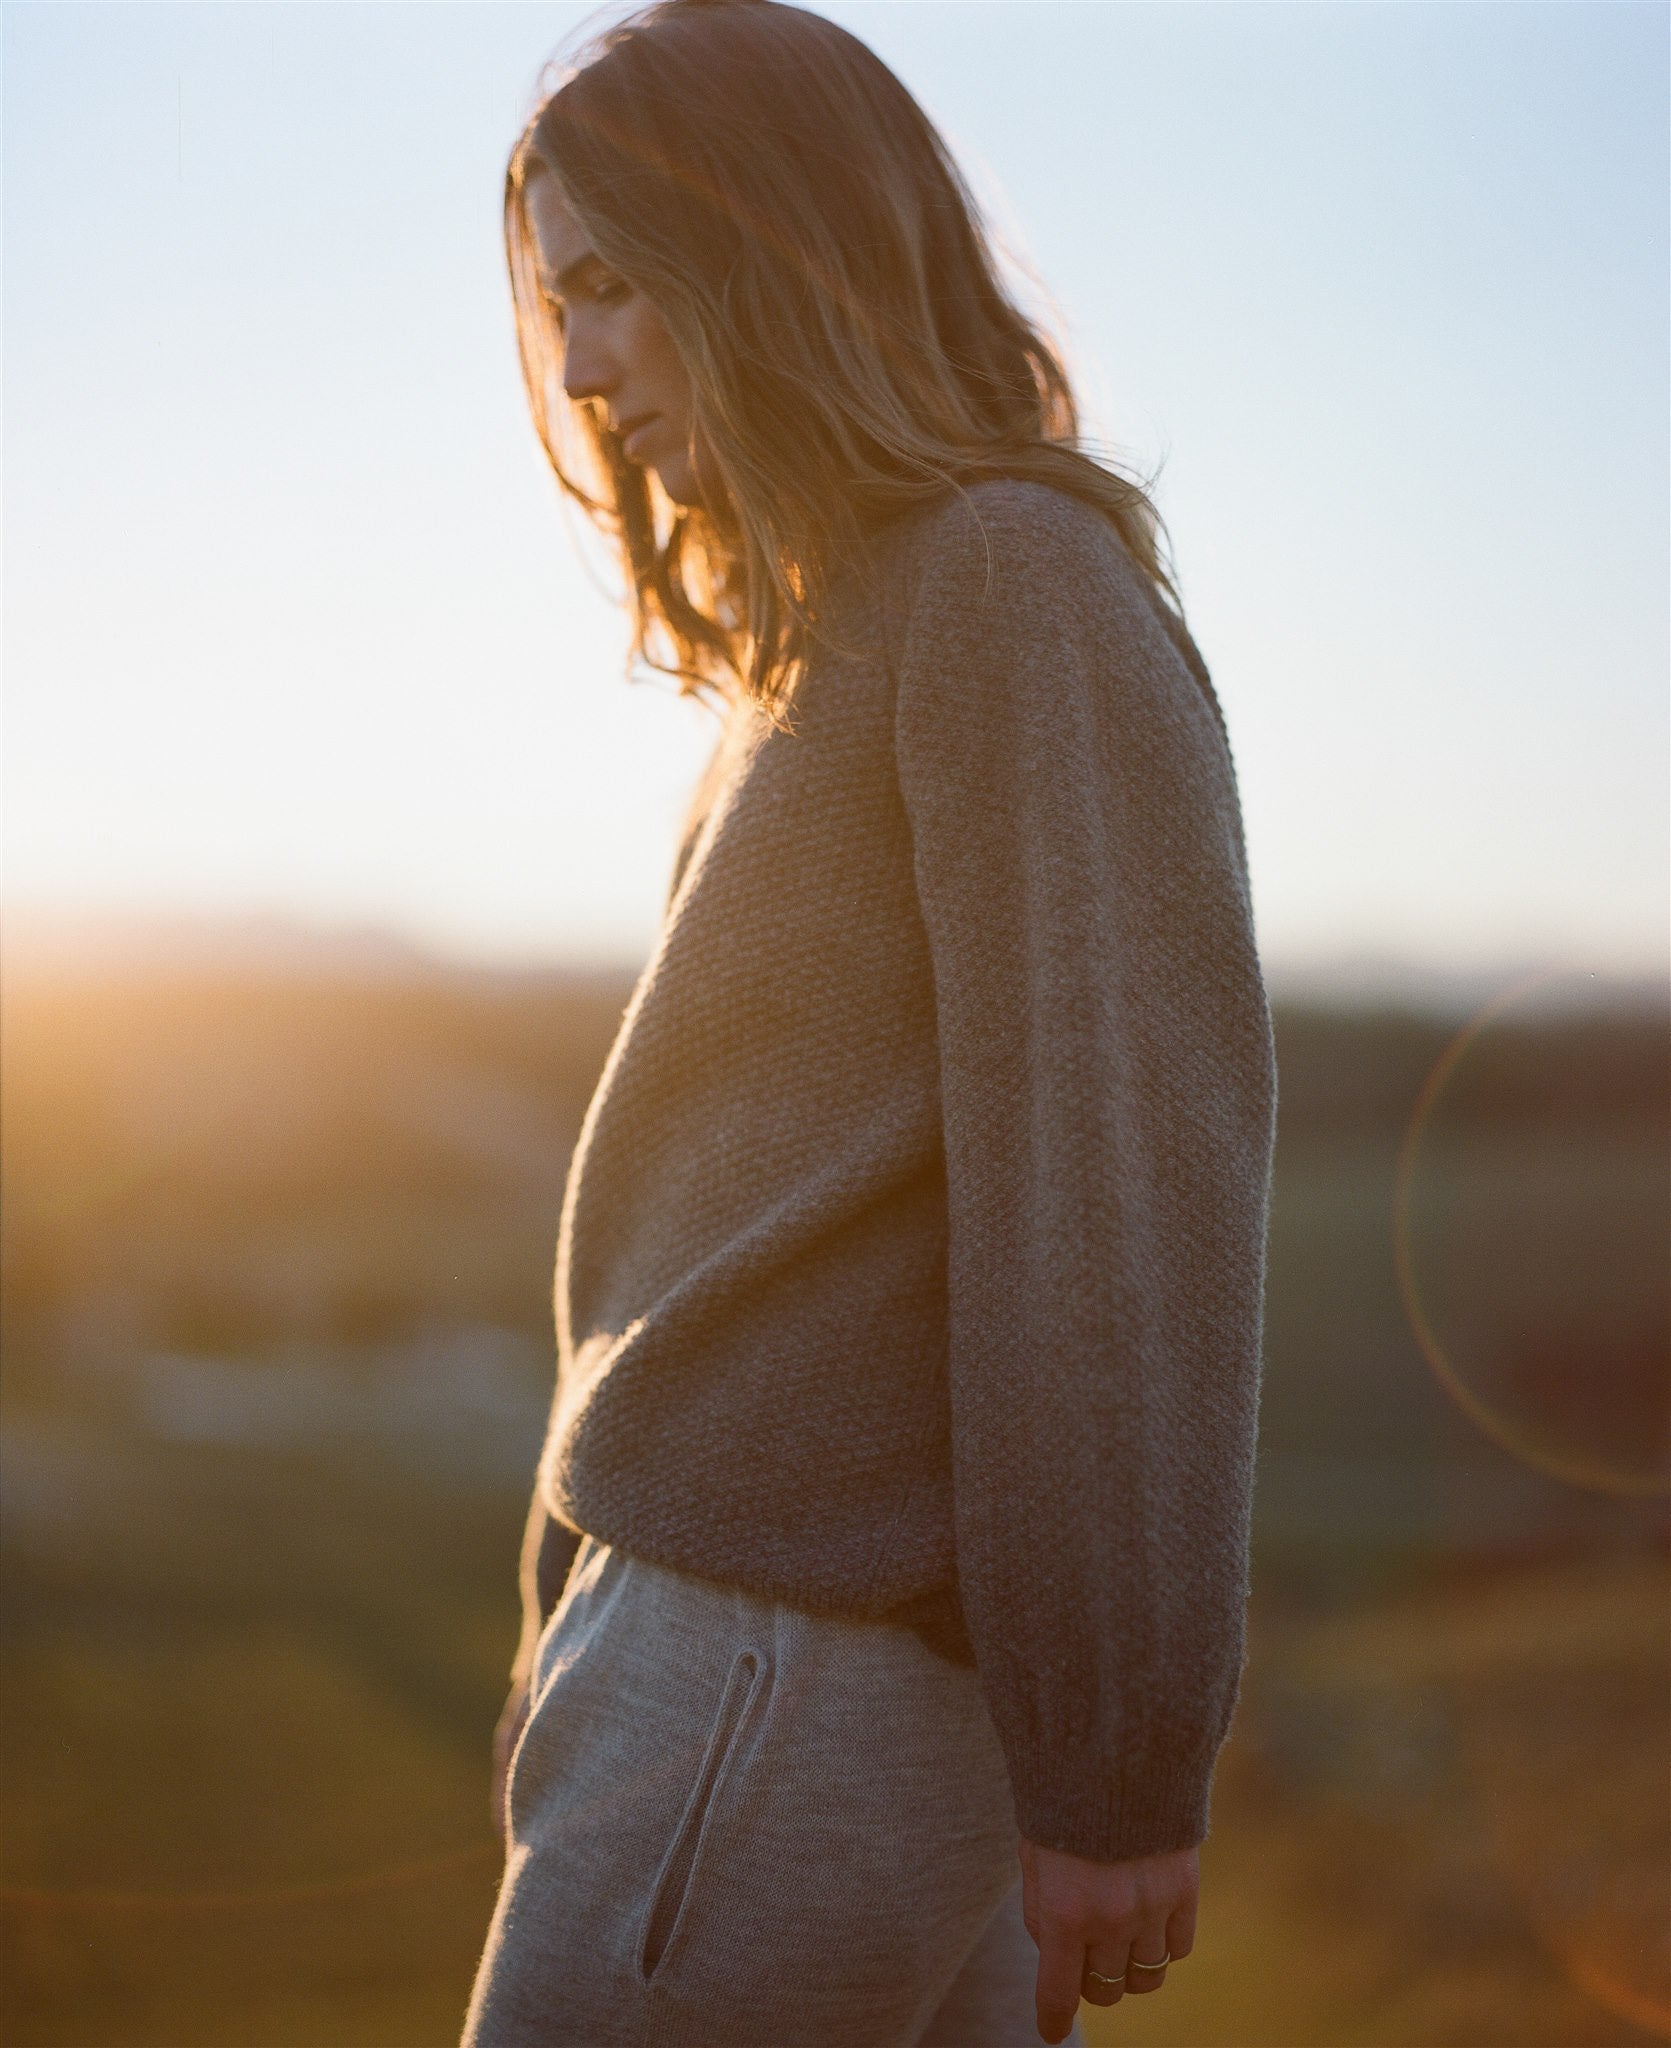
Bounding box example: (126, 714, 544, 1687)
(505, 0, 1187, 725)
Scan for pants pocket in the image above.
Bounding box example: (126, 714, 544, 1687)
(636, 1647, 765, 1987)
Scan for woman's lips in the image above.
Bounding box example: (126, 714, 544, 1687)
(622, 416, 658, 458)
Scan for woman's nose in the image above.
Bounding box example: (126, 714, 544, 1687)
(562, 326, 618, 408)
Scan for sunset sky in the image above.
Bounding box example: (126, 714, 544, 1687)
(5, 2, 1666, 990)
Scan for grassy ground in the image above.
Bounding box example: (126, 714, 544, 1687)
(4, 1552, 1664, 2047)
(4, 967, 1663, 2044)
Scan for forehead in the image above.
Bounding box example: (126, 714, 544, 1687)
(522, 167, 596, 290)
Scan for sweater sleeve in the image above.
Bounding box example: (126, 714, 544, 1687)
(889, 481, 1276, 1863)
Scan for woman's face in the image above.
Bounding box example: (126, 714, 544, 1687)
(523, 166, 703, 507)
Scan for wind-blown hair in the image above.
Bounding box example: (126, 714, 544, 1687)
(505, 0, 1186, 724)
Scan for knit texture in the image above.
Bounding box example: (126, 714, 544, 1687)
(514, 477, 1278, 1864)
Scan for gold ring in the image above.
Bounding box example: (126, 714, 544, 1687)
(1128, 1952, 1171, 1971)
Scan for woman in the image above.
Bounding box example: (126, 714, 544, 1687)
(464, 4, 1278, 2044)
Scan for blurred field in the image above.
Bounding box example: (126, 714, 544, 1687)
(2, 934, 1666, 2045)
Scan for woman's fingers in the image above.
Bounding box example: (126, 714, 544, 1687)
(1034, 1916, 1094, 2042)
(1121, 1927, 1173, 1994)
(1079, 1946, 1126, 2004)
(1022, 1837, 1198, 2040)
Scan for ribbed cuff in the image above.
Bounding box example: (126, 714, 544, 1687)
(1010, 1745, 1219, 1864)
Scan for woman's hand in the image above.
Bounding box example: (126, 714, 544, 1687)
(490, 1679, 531, 1847)
(1019, 1834, 1198, 2044)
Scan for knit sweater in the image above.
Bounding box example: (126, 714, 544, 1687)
(513, 476, 1278, 1865)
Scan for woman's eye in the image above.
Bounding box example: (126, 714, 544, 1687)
(536, 275, 629, 324)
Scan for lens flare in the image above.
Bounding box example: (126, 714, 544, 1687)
(1392, 965, 1669, 1497)
(1449, 1559, 1671, 2042)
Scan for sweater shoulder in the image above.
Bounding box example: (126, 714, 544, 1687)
(881, 475, 1136, 614)
(874, 474, 1222, 739)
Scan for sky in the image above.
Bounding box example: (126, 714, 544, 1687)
(4, 1, 1667, 991)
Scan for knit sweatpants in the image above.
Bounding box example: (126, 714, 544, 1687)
(460, 1533, 1085, 2048)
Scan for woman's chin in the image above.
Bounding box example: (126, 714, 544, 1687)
(653, 458, 701, 507)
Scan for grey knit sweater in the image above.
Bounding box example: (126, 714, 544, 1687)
(514, 476, 1278, 1865)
